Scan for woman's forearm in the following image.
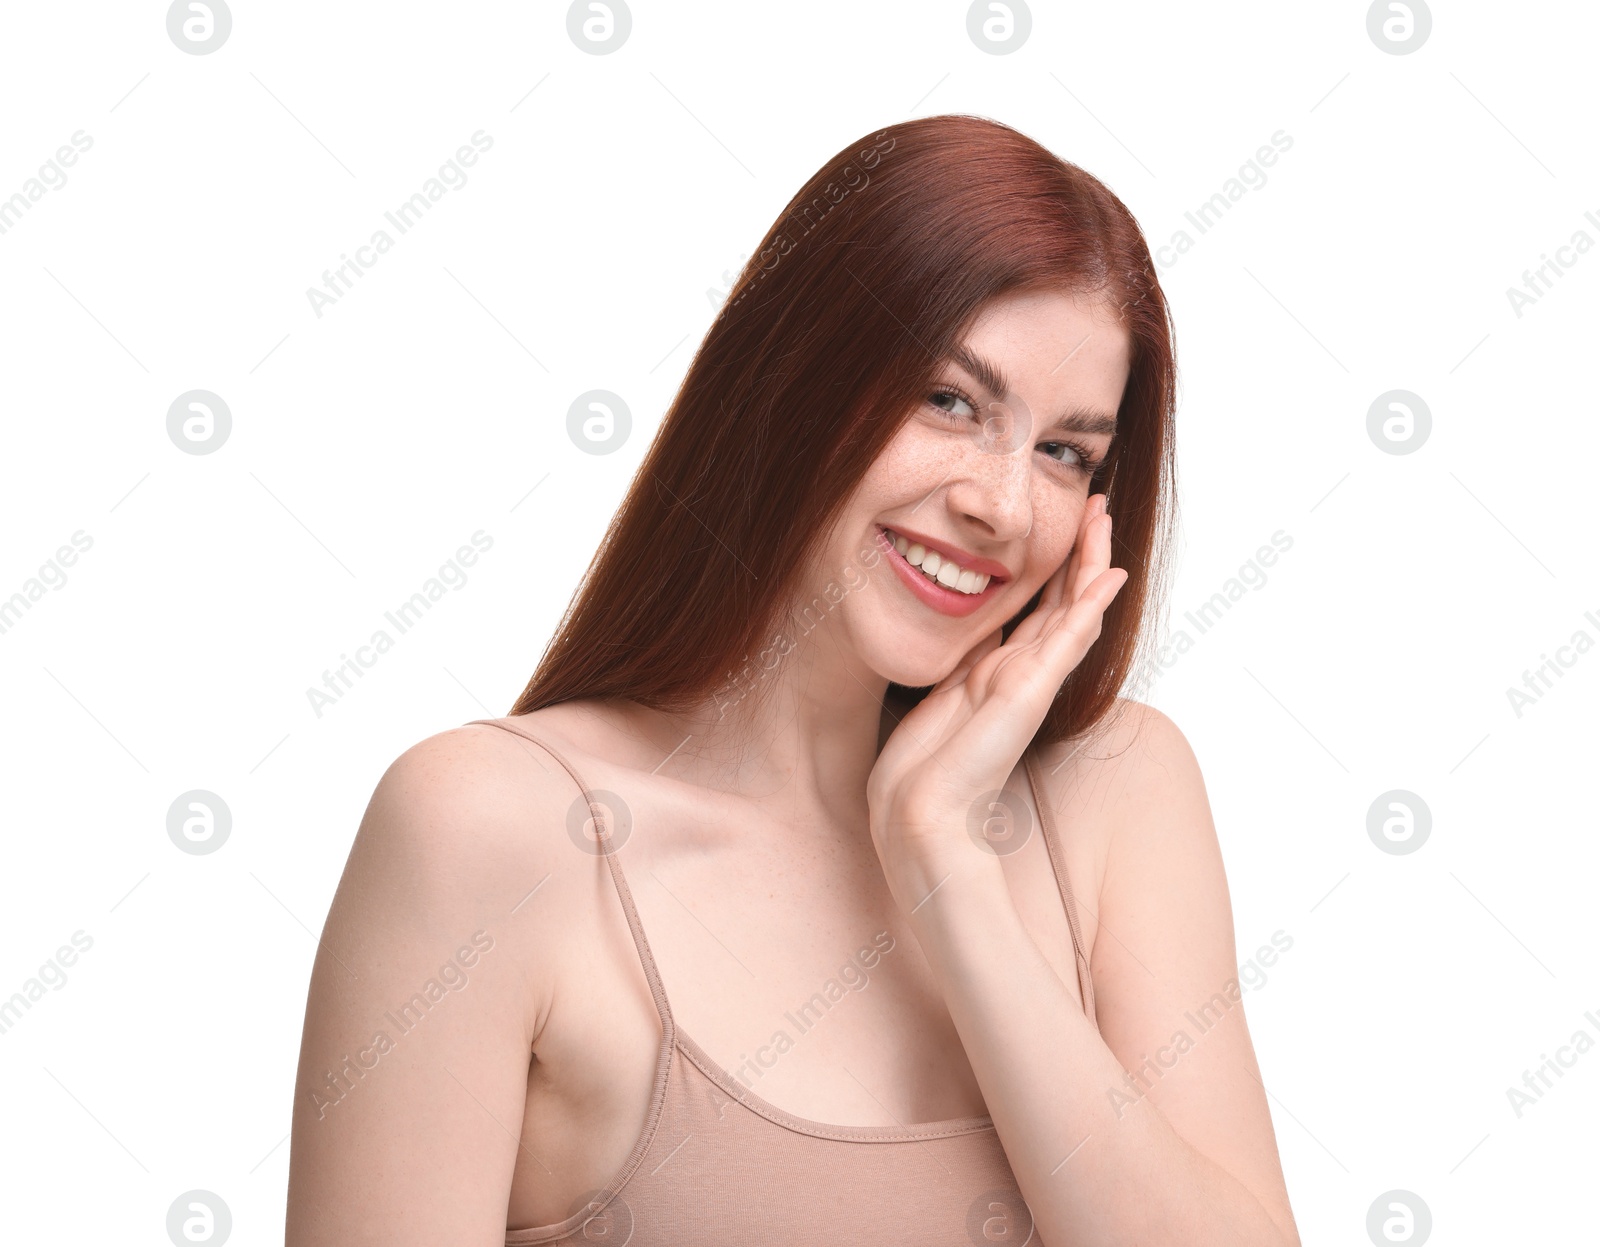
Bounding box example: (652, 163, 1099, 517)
(903, 867, 1297, 1247)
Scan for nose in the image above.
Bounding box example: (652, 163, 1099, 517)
(944, 428, 1036, 543)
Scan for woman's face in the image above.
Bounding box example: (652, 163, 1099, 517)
(820, 285, 1133, 689)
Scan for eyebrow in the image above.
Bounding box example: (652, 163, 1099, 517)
(945, 344, 1119, 437)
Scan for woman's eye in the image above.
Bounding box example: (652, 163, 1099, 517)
(1042, 441, 1103, 476)
(928, 390, 976, 419)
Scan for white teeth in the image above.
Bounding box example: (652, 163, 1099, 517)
(884, 528, 992, 595)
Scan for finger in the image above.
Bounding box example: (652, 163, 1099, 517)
(1043, 566, 1128, 664)
(968, 567, 1127, 747)
(1008, 552, 1072, 649)
(1061, 493, 1105, 607)
(1038, 549, 1073, 614)
(1069, 504, 1113, 605)
(946, 566, 1126, 778)
(1043, 493, 1103, 613)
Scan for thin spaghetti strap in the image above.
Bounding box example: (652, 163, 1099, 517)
(1022, 747, 1098, 1028)
(464, 717, 677, 1040)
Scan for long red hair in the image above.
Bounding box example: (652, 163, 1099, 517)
(511, 113, 1177, 747)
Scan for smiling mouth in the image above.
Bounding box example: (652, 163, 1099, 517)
(879, 525, 997, 596)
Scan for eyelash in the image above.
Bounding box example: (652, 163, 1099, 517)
(927, 384, 1107, 476)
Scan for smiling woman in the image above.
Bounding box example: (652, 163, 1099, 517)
(286, 114, 1301, 1247)
(507, 116, 1176, 744)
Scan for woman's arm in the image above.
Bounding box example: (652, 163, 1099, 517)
(284, 727, 559, 1246)
(903, 700, 1300, 1247)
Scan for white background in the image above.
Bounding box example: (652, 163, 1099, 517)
(1, 1, 1595, 1243)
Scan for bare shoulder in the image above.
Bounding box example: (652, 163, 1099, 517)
(327, 711, 614, 1005)
(358, 712, 590, 885)
(1029, 697, 1208, 875)
(286, 711, 607, 1243)
(1036, 696, 1202, 787)
(1040, 712, 1299, 1244)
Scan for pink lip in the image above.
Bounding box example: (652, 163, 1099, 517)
(876, 525, 1007, 618)
(879, 524, 1012, 581)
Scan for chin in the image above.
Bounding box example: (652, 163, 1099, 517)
(866, 639, 963, 691)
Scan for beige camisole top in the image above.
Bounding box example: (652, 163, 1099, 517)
(468, 717, 1097, 1246)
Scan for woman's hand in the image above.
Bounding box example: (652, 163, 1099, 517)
(866, 493, 1128, 913)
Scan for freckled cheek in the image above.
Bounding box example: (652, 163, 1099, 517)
(873, 425, 951, 482)
(1028, 503, 1085, 579)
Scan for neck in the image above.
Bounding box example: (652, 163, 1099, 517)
(610, 635, 908, 832)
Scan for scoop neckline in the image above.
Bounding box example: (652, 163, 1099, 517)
(504, 1016, 1005, 1245)
(671, 1020, 998, 1142)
